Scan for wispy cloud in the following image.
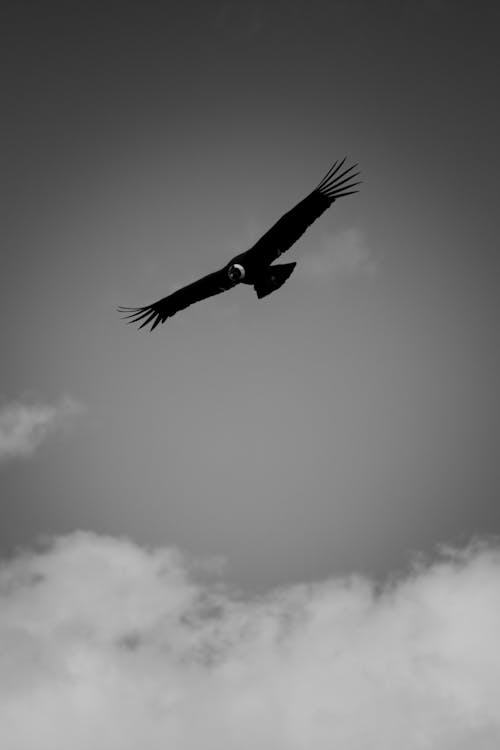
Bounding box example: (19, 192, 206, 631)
(0, 396, 83, 462)
(0, 532, 499, 748)
(302, 228, 376, 280)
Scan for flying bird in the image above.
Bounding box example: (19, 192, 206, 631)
(119, 158, 360, 331)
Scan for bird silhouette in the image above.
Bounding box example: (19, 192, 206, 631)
(118, 158, 360, 331)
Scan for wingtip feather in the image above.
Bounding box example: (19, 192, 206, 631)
(317, 157, 347, 190)
(316, 159, 361, 203)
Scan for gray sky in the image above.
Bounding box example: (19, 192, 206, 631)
(2, 1, 500, 746)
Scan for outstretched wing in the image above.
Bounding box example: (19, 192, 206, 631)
(118, 268, 231, 331)
(241, 158, 360, 267)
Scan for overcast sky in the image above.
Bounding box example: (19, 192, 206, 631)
(2, 1, 500, 746)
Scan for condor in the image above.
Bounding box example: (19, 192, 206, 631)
(119, 158, 360, 331)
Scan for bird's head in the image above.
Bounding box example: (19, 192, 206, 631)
(227, 263, 245, 283)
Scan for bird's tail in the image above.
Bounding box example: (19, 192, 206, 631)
(253, 262, 297, 299)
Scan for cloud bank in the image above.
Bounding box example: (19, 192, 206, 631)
(1, 532, 500, 749)
(0, 397, 82, 462)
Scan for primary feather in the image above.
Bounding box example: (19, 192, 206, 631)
(119, 158, 360, 331)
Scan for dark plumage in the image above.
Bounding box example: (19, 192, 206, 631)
(119, 158, 360, 331)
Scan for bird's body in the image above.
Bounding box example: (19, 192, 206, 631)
(119, 158, 360, 331)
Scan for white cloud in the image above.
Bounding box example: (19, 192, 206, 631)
(302, 228, 376, 279)
(0, 397, 83, 462)
(1, 532, 500, 749)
